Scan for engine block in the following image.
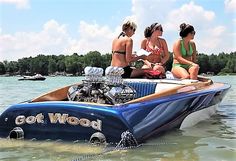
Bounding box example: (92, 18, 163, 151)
(67, 66, 136, 105)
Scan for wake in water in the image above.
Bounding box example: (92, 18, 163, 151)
(72, 131, 140, 161)
(71, 131, 178, 161)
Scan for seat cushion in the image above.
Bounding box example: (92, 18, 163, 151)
(124, 82, 157, 98)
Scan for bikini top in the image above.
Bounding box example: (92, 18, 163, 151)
(112, 32, 127, 55)
(180, 40, 193, 57)
(112, 50, 126, 55)
(145, 39, 163, 56)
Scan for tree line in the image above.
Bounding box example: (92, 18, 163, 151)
(0, 51, 235, 76)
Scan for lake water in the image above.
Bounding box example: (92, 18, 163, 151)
(0, 76, 235, 161)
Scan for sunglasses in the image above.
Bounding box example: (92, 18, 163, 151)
(155, 26, 163, 32)
(191, 31, 196, 35)
(130, 26, 136, 32)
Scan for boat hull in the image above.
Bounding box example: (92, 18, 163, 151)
(18, 74, 46, 81)
(0, 81, 230, 143)
(0, 102, 129, 143)
(18, 77, 46, 81)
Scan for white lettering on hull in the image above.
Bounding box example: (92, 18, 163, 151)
(15, 113, 102, 131)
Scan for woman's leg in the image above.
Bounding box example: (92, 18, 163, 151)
(130, 68, 145, 78)
(171, 66, 190, 79)
(122, 66, 145, 78)
(188, 65, 199, 80)
(141, 64, 151, 69)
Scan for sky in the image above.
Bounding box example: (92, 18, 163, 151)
(0, 0, 235, 61)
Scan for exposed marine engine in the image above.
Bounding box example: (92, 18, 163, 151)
(67, 66, 136, 105)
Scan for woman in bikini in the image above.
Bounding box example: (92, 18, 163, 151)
(140, 22, 170, 75)
(111, 19, 147, 78)
(171, 23, 199, 80)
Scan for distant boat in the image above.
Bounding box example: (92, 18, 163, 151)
(18, 74, 46, 81)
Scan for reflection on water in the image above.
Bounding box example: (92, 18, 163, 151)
(0, 76, 235, 161)
(0, 139, 106, 161)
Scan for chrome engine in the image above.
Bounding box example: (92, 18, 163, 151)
(67, 66, 136, 105)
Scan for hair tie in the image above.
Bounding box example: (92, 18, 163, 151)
(118, 31, 126, 38)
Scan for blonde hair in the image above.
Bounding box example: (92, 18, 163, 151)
(122, 18, 137, 31)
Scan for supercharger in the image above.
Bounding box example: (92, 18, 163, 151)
(67, 66, 136, 105)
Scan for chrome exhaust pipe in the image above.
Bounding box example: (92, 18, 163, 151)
(9, 127, 24, 139)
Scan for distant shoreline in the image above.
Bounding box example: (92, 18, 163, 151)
(1, 73, 236, 77)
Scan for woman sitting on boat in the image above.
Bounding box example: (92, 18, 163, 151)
(111, 19, 147, 78)
(171, 23, 199, 80)
(140, 22, 170, 77)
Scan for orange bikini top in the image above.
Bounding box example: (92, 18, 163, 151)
(145, 39, 163, 55)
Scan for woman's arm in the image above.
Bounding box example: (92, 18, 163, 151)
(140, 38, 152, 67)
(141, 38, 147, 49)
(126, 38, 146, 63)
(160, 39, 170, 65)
(191, 41, 197, 63)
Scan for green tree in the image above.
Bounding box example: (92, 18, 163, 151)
(198, 54, 209, 74)
(57, 60, 66, 72)
(4, 61, 19, 74)
(101, 53, 112, 69)
(217, 53, 228, 71)
(77, 56, 84, 75)
(30, 55, 49, 75)
(18, 58, 30, 75)
(65, 55, 78, 75)
(0, 62, 6, 74)
(2, 51, 236, 76)
(56, 55, 65, 72)
(83, 51, 103, 67)
(48, 58, 57, 74)
(209, 54, 221, 74)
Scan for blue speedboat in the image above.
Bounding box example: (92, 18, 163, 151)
(0, 67, 230, 145)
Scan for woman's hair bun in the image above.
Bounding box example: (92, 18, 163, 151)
(179, 23, 194, 38)
(144, 26, 152, 38)
(180, 23, 187, 31)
